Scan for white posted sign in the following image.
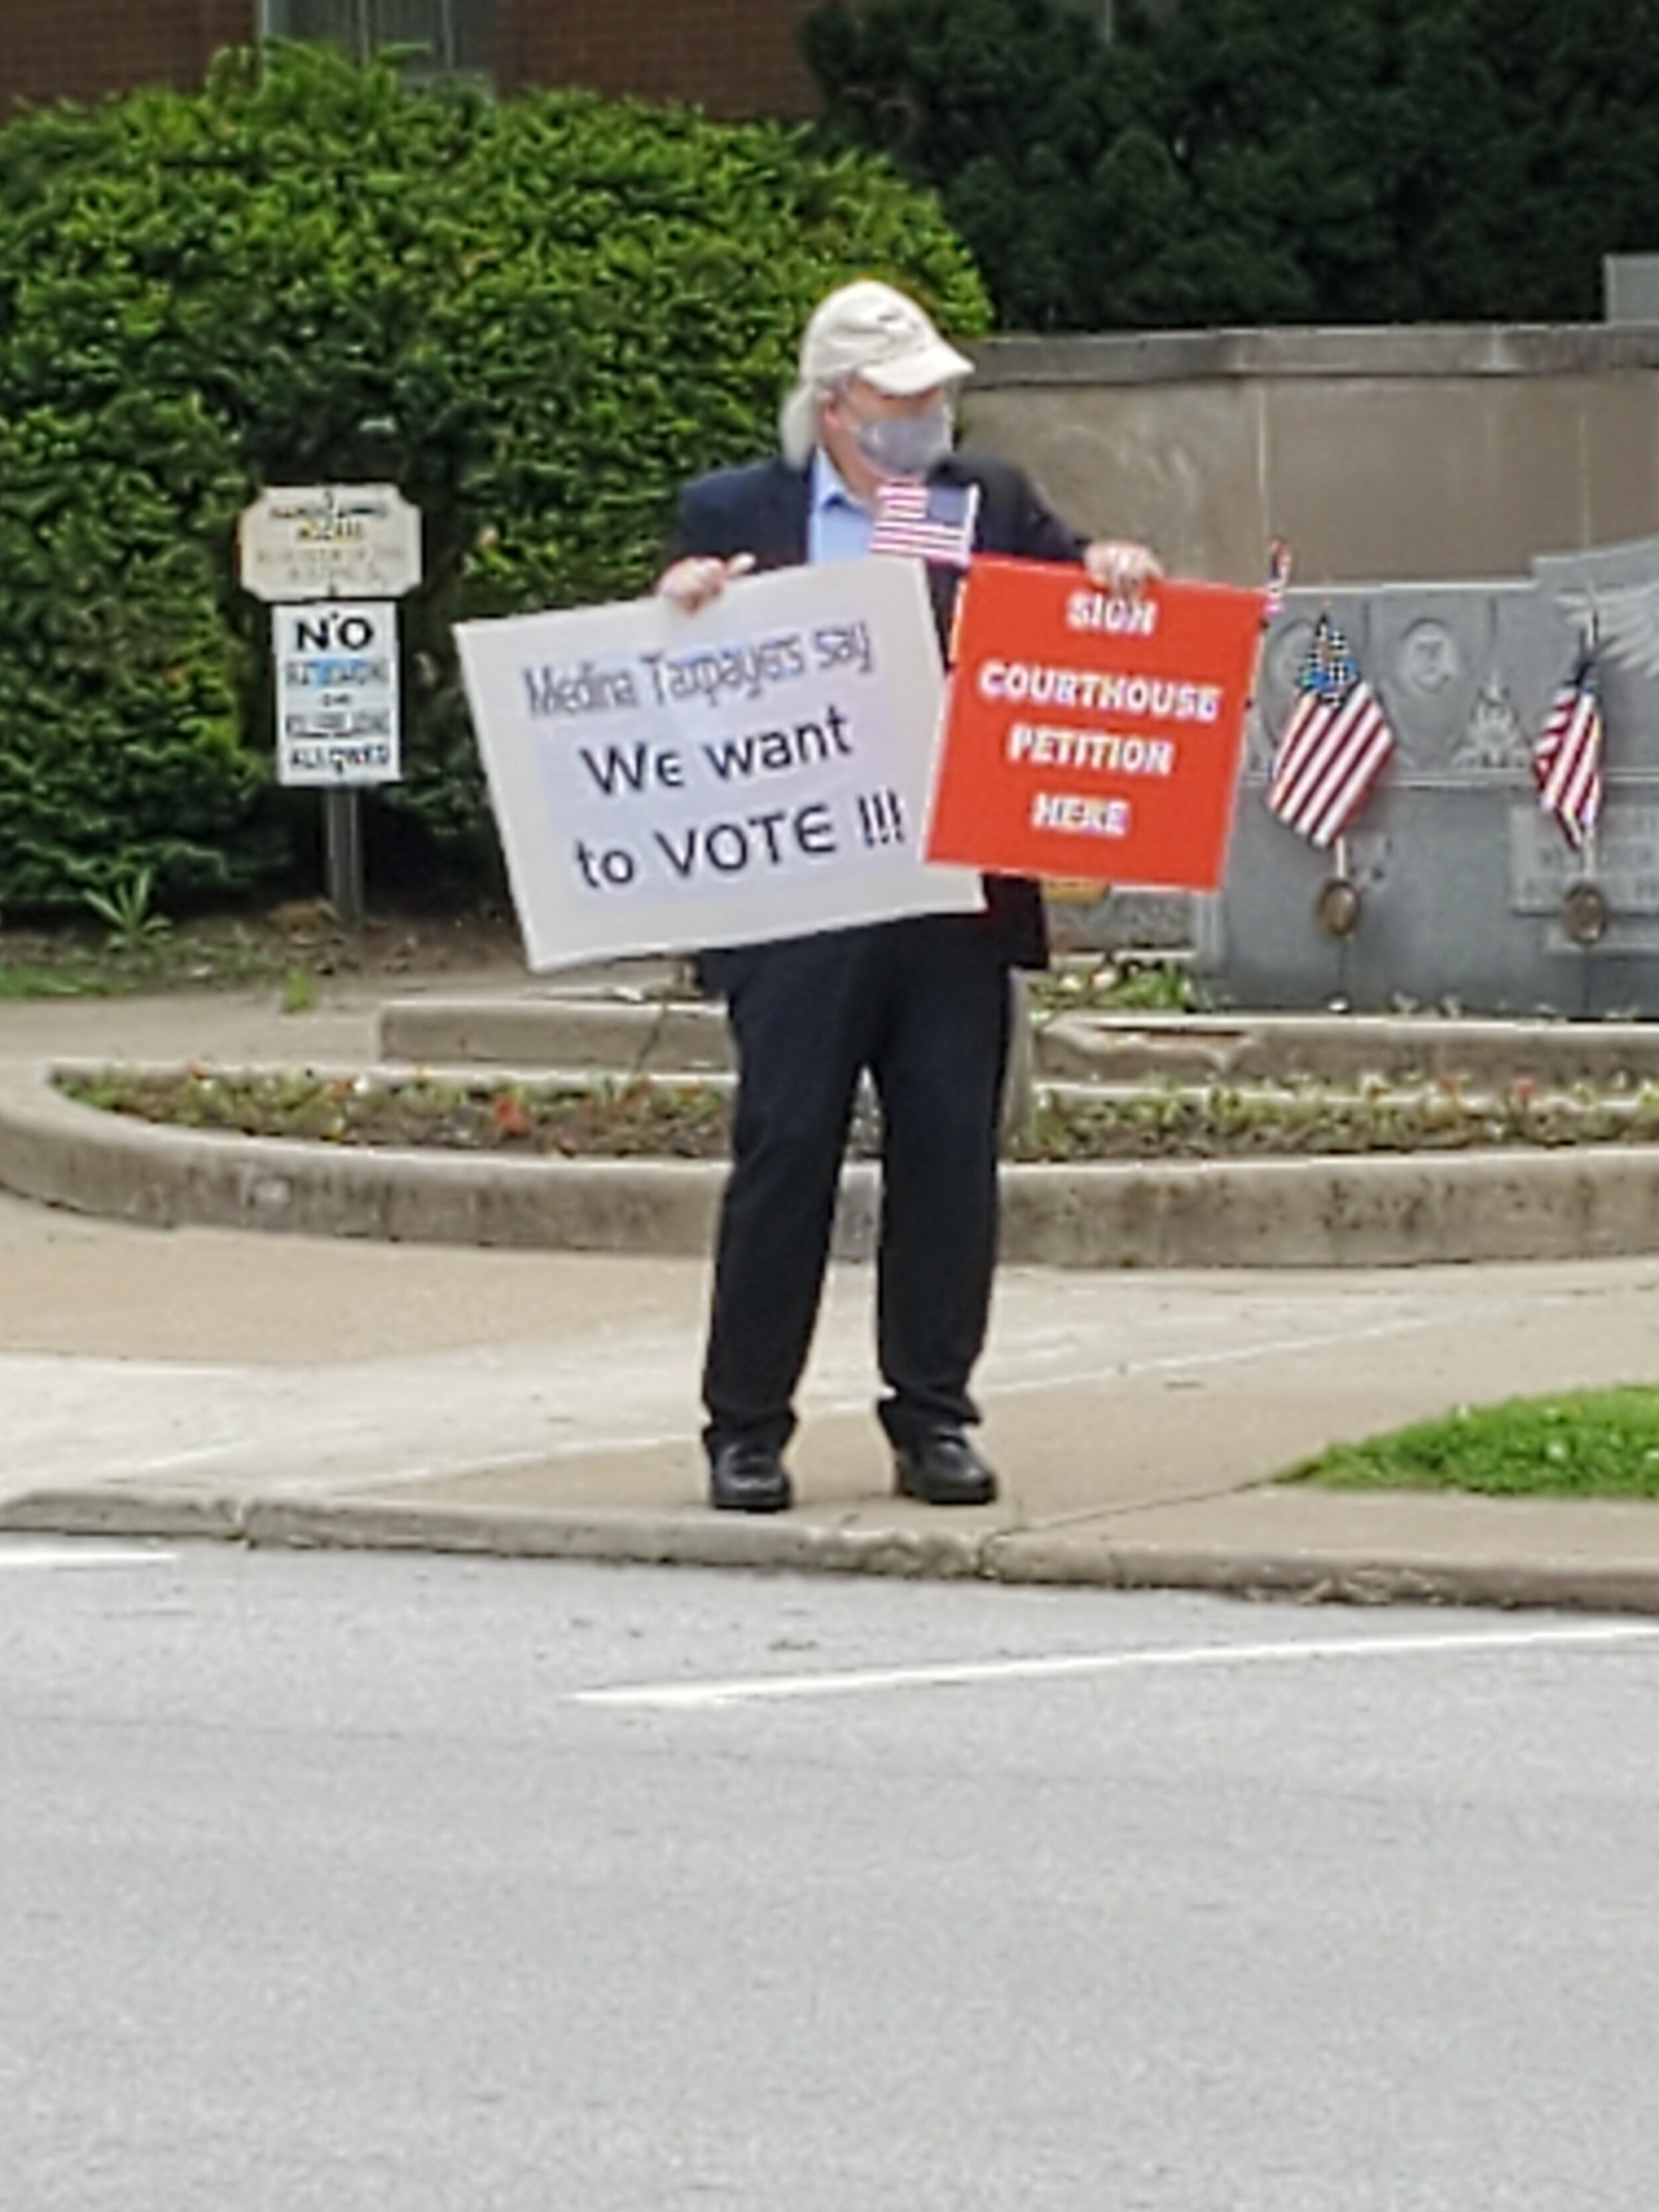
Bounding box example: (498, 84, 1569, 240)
(275, 601, 401, 786)
(240, 484, 421, 603)
(455, 559, 982, 970)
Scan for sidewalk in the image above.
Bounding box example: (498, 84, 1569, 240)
(6, 974, 1659, 1611)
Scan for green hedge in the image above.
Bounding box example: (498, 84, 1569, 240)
(0, 45, 988, 913)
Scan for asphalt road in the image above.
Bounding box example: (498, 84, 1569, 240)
(4, 1540, 1657, 2212)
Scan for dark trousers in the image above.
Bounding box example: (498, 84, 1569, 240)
(701, 913, 1011, 1457)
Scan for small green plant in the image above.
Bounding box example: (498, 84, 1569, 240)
(1102, 962, 1210, 1014)
(279, 966, 317, 1015)
(1033, 956, 1211, 1017)
(82, 868, 172, 958)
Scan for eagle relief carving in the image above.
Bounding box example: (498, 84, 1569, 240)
(1450, 676, 1530, 771)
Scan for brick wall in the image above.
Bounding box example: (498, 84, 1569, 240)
(0, 0, 254, 111)
(498, 0, 821, 119)
(0, 0, 818, 120)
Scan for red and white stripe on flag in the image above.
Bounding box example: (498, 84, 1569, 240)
(1532, 656, 1603, 851)
(868, 479, 979, 567)
(1265, 616, 1396, 849)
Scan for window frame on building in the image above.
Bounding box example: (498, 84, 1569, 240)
(257, 0, 495, 78)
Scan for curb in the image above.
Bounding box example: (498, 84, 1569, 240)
(0, 1061, 726, 1255)
(16, 1061, 1659, 1274)
(1034, 1011, 1659, 1087)
(11, 1060, 1659, 1266)
(381, 997, 1659, 1088)
(6, 1485, 1659, 1615)
(380, 996, 735, 1074)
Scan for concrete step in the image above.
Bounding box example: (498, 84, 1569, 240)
(380, 995, 1659, 1088)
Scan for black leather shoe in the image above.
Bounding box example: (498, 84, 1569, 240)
(708, 1440, 793, 1514)
(893, 1430, 998, 1507)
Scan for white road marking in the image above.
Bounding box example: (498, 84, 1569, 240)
(0, 1542, 176, 1571)
(573, 1621, 1659, 1711)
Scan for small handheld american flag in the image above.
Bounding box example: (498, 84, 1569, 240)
(869, 479, 980, 567)
(1532, 644, 1603, 852)
(1265, 612, 1396, 849)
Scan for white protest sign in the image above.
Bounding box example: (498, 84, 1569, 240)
(455, 558, 983, 970)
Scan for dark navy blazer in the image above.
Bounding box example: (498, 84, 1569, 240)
(668, 451, 1086, 970)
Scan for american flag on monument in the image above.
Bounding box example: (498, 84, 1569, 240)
(1265, 613, 1396, 849)
(869, 479, 979, 566)
(1532, 644, 1603, 851)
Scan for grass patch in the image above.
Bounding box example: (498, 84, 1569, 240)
(1286, 1388, 1659, 1499)
(1, 920, 304, 998)
(0, 958, 113, 999)
(0, 906, 522, 1000)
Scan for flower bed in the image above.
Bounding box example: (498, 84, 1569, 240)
(55, 1068, 1659, 1163)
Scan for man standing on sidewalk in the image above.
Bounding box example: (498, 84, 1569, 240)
(660, 278, 1159, 1516)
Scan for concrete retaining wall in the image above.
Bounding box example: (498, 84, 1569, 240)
(382, 998, 1659, 1088)
(13, 1061, 1659, 1270)
(968, 324, 1659, 587)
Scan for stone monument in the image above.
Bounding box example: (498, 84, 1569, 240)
(1204, 534, 1659, 1016)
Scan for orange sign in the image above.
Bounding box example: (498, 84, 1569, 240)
(926, 561, 1266, 891)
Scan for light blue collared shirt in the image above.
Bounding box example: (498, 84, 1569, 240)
(808, 449, 873, 567)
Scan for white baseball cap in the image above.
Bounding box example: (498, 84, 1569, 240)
(780, 279, 974, 461)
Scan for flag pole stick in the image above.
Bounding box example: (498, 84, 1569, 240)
(1580, 583, 1603, 1016)
(1333, 830, 1354, 1005)
(1585, 581, 1601, 884)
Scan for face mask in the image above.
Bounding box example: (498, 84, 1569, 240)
(849, 399, 955, 479)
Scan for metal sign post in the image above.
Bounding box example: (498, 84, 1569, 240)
(323, 788, 367, 927)
(238, 484, 422, 925)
